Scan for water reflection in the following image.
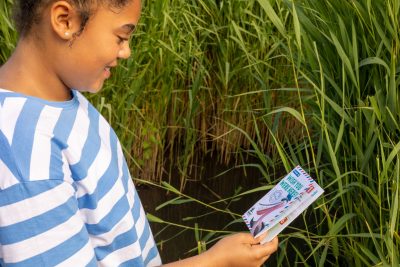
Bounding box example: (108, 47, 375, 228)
(137, 157, 268, 263)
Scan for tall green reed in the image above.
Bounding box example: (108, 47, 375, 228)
(153, 0, 399, 265)
(89, 0, 300, 187)
(265, 0, 400, 265)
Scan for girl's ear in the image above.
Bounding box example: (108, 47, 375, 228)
(50, 1, 81, 41)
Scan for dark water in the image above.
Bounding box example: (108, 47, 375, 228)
(136, 156, 281, 264)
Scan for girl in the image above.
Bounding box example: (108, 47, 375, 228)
(0, 0, 278, 266)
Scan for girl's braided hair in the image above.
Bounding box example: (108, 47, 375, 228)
(13, 0, 132, 36)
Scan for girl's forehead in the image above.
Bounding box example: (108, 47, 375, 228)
(95, 0, 141, 24)
(83, 0, 140, 33)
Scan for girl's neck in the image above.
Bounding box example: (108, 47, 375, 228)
(0, 36, 72, 102)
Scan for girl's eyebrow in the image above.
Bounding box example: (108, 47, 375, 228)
(122, 24, 136, 34)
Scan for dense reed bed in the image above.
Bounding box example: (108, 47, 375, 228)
(96, 0, 301, 187)
(282, 0, 400, 265)
(0, 0, 398, 266)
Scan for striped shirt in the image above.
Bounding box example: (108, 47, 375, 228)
(0, 89, 162, 267)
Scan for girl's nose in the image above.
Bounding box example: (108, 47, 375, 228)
(118, 42, 131, 59)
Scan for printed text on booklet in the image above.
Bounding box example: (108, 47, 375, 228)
(242, 166, 324, 244)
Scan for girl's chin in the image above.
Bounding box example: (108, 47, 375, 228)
(74, 84, 104, 94)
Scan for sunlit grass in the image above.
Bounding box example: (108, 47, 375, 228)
(87, 0, 300, 186)
(0, 0, 17, 63)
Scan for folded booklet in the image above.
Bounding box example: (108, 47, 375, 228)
(242, 166, 324, 244)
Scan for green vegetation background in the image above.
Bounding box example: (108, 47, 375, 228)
(1, 0, 399, 266)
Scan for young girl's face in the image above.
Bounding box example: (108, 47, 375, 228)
(55, 0, 141, 93)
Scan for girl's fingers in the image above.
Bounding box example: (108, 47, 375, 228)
(254, 231, 268, 243)
(267, 236, 279, 247)
(260, 254, 271, 264)
(252, 236, 279, 259)
(254, 232, 278, 247)
(233, 232, 260, 245)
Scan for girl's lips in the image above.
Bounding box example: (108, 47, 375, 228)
(104, 67, 111, 79)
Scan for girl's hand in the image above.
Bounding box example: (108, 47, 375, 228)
(162, 232, 278, 267)
(203, 232, 279, 267)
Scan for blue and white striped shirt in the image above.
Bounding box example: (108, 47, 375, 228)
(0, 89, 162, 266)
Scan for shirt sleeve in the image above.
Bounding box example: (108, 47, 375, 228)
(0, 179, 97, 267)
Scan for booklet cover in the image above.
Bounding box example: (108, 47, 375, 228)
(242, 166, 324, 244)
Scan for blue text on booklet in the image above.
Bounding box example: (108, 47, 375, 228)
(242, 166, 324, 243)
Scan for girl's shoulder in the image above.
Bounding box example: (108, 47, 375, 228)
(0, 89, 100, 184)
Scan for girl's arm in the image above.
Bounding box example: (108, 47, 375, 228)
(163, 233, 279, 267)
